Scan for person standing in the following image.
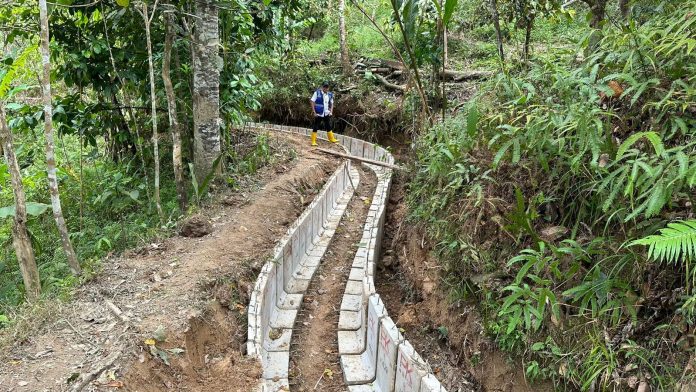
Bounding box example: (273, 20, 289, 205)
(310, 81, 338, 146)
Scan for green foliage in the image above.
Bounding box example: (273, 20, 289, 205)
(615, 131, 664, 160)
(632, 220, 696, 264)
(632, 220, 696, 292)
(0, 127, 279, 316)
(0, 202, 50, 219)
(408, 1, 696, 389)
(0, 44, 37, 100)
(188, 154, 223, 207)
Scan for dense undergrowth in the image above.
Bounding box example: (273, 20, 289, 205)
(0, 0, 303, 327)
(0, 128, 277, 321)
(408, 2, 696, 390)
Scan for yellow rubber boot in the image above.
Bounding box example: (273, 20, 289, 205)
(327, 131, 338, 143)
(311, 132, 318, 146)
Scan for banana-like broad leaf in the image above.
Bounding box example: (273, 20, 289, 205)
(0, 202, 51, 219)
(116, 0, 129, 7)
(401, 0, 419, 40)
(443, 0, 458, 25)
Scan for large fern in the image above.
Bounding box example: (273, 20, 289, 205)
(631, 220, 696, 264)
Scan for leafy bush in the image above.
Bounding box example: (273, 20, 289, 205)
(408, 2, 696, 390)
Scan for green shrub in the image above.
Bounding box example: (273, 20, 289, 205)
(408, 1, 696, 389)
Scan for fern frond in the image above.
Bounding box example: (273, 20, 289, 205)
(631, 220, 696, 263)
(616, 131, 665, 160)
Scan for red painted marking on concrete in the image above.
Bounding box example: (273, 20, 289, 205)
(380, 329, 391, 352)
(400, 354, 415, 386)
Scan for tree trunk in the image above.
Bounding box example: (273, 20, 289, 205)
(163, 14, 188, 212)
(584, 0, 607, 52)
(587, 0, 607, 29)
(0, 104, 41, 300)
(192, 0, 222, 181)
(619, 0, 629, 20)
(338, 0, 352, 76)
(523, 17, 533, 61)
(443, 24, 448, 65)
(99, 5, 153, 205)
(489, 0, 504, 62)
(389, 0, 431, 124)
(39, 0, 81, 276)
(440, 3, 446, 123)
(141, 3, 164, 224)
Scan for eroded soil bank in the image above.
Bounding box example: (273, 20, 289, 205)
(375, 171, 555, 392)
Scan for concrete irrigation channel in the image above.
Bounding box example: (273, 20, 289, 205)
(245, 123, 447, 392)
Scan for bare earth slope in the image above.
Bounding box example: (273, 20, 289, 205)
(0, 133, 339, 392)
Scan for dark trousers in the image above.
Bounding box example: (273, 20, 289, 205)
(312, 115, 333, 132)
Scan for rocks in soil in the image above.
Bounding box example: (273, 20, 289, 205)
(381, 255, 394, 268)
(422, 277, 435, 295)
(397, 307, 419, 327)
(222, 194, 248, 207)
(540, 226, 568, 242)
(627, 376, 639, 389)
(180, 216, 213, 238)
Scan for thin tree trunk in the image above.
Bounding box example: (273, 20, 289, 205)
(339, 0, 352, 76)
(100, 2, 152, 207)
(192, 0, 222, 181)
(0, 104, 41, 300)
(141, 2, 164, 224)
(39, 0, 81, 275)
(443, 24, 448, 64)
(307, 22, 316, 40)
(523, 17, 533, 61)
(389, 0, 431, 124)
(441, 21, 446, 122)
(163, 14, 188, 212)
(583, 0, 607, 52)
(489, 0, 504, 61)
(619, 0, 629, 20)
(440, 0, 447, 122)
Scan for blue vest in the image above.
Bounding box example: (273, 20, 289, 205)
(314, 90, 333, 115)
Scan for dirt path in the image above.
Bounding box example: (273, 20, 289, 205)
(288, 165, 377, 392)
(0, 133, 339, 392)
